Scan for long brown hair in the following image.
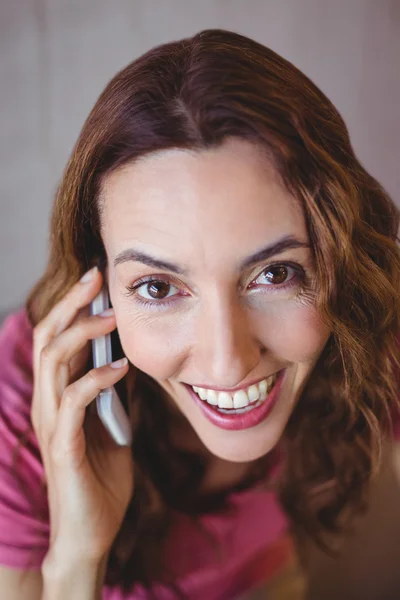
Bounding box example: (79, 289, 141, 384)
(22, 29, 400, 594)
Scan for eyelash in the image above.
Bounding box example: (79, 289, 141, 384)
(123, 262, 310, 311)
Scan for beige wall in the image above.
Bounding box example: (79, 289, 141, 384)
(1, 0, 399, 316)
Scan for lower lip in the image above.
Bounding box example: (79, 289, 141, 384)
(184, 369, 286, 431)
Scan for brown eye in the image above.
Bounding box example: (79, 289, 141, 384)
(262, 265, 289, 285)
(249, 263, 303, 292)
(124, 277, 181, 306)
(145, 280, 172, 299)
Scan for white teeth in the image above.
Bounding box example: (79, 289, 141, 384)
(247, 384, 260, 403)
(206, 389, 218, 405)
(191, 372, 279, 412)
(218, 392, 233, 409)
(233, 390, 248, 409)
(198, 388, 208, 400)
(219, 401, 261, 415)
(259, 379, 268, 401)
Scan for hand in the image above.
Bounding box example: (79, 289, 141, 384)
(31, 266, 134, 565)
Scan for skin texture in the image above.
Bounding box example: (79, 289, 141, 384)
(100, 137, 331, 468)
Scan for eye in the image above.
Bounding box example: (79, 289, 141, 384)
(248, 262, 305, 292)
(135, 279, 178, 301)
(123, 276, 183, 310)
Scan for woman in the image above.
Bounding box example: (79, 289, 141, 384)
(0, 28, 399, 600)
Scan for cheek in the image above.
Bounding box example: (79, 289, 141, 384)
(257, 303, 330, 363)
(115, 311, 190, 379)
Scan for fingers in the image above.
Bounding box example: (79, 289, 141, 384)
(50, 359, 129, 467)
(42, 310, 118, 372)
(33, 266, 103, 378)
(37, 311, 118, 435)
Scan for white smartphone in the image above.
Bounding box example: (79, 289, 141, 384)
(89, 286, 132, 446)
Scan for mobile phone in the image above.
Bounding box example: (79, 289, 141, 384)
(89, 286, 132, 446)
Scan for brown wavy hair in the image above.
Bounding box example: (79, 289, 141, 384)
(19, 29, 400, 595)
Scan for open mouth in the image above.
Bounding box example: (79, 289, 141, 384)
(183, 369, 286, 431)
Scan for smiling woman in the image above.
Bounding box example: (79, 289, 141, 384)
(0, 28, 399, 600)
(98, 139, 328, 466)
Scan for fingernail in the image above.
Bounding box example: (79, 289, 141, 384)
(110, 357, 128, 369)
(99, 308, 115, 318)
(80, 266, 98, 283)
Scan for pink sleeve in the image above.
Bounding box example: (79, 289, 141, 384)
(0, 310, 49, 569)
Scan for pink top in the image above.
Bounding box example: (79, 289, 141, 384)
(0, 309, 397, 599)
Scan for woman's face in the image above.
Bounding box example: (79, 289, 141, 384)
(100, 137, 331, 463)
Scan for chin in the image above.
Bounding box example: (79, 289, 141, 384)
(201, 437, 279, 463)
(188, 411, 289, 463)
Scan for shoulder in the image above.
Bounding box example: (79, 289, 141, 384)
(0, 309, 34, 441)
(0, 308, 33, 366)
(0, 309, 48, 570)
(0, 308, 34, 414)
(0, 307, 37, 459)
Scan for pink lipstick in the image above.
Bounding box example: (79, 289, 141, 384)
(184, 368, 286, 431)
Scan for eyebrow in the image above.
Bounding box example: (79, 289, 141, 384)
(113, 235, 310, 275)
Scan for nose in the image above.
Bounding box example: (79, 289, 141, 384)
(194, 294, 261, 388)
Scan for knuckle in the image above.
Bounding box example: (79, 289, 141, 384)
(62, 386, 76, 409)
(40, 343, 54, 365)
(87, 367, 100, 384)
(64, 316, 92, 345)
(33, 324, 45, 346)
(72, 319, 89, 338)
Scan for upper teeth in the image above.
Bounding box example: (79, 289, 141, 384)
(192, 373, 278, 410)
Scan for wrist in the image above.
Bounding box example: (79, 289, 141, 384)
(42, 549, 109, 600)
(43, 539, 108, 571)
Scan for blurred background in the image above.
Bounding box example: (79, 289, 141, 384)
(1, 0, 399, 320)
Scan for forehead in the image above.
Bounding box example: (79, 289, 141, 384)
(100, 138, 307, 269)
